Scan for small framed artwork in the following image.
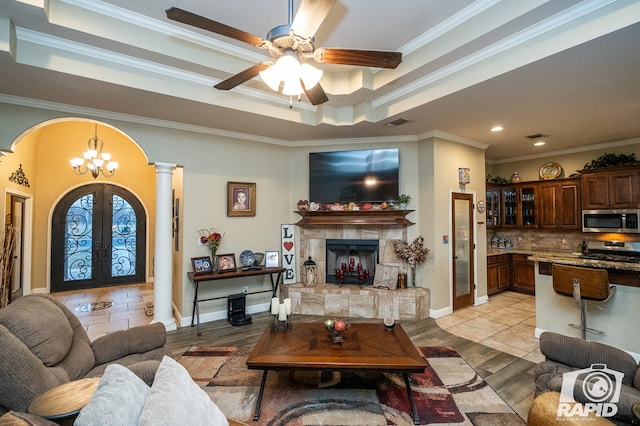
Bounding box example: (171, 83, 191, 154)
(227, 181, 256, 217)
(265, 251, 279, 268)
(217, 253, 237, 272)
(191, 256, 213, 275)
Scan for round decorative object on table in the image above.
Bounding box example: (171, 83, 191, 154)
(239, 250, 255, 267)
(252, 252, 264, 267)
(539, 162, 563, 180)
(384, 316, 396, 331)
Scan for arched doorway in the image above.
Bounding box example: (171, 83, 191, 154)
(50, 183, 146, 292)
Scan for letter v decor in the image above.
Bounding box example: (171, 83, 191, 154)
(281, 224, 296, 284)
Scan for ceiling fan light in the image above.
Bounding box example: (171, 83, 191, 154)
(277, 55, 300, 77)
(300, 63, 322, 89)
(259, 64, 282, 91)
(282, 78, 304, 96)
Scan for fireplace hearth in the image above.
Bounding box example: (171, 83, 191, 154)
(326, 239, 379, 285)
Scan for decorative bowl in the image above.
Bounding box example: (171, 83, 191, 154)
(253, 252, 264, 267)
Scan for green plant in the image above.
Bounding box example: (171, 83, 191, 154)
(583, 152, 639, 170)
(398, 193, 411, 204)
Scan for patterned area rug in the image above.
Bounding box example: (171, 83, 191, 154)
(178, 346, 525, 426)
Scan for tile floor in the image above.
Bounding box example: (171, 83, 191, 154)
(53, 285, 544, 364)
(435, 291, 545, 363)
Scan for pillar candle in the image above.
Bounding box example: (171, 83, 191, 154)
(271, 297, 279, 315)
(284, 298, 291, 315)
(278, 303, 287, 321)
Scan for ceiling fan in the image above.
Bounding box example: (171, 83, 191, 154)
(165, 0, 402, 105)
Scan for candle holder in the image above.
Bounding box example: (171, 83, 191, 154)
(271, 314, 292, 332)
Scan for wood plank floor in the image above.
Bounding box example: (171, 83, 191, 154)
(165, 312, 536, 422)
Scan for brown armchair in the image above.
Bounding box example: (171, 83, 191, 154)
(0, 294, 169, 414)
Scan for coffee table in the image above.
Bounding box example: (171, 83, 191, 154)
(246, 321, 427, 424)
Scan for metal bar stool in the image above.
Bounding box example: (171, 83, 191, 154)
(552, 264, 616, 339)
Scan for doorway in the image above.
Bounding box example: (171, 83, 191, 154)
(50, 183, 146, 292)
(452, 192, 475, 310)
(6, 194, 26, 302)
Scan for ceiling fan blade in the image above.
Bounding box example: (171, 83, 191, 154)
(315, 48, 402, 69)
(303, 82, 329, 105)
(291, 0, 337, 39)
(214, 62, 272, 90)
(166, 7, 266, 48)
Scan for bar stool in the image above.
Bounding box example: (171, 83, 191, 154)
(552, 264, 616, 339)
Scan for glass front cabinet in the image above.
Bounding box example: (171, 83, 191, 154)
(498, 184, 537, 228)
(485, 186, 501, 228)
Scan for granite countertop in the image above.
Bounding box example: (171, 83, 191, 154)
(487, 249, 640, 272)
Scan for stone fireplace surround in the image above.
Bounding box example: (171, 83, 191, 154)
(282, 222, 430, 321)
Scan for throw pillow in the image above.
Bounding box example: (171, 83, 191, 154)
(138, 356, 229, 426)
(75, 364, 150, 426)
(372, 264, 399, 289)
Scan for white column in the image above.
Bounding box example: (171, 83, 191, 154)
(153, 162, 177, 331)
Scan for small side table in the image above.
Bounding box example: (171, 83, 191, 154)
(28, 377, 100, 424)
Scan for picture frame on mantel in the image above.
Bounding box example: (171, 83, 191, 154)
(227, 181, 256, 217)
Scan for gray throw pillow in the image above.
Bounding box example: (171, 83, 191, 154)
(74, 364, 150, 426)
(138, 356, 228, 426)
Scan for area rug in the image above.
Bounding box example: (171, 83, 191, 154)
(178, 346, 524, 426)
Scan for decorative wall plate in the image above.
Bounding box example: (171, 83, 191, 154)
(239, 250, 255, 267)
(539, 162, 563, 180)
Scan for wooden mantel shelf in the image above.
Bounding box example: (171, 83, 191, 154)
(295, 209, 414, 226)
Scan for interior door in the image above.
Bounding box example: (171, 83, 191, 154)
(9, 196, 25, 302)
(51, 183, 146, 292)
(452, 192, 475, 310)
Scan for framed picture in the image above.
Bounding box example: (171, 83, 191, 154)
(191, 256, 213, 275)
(227, 181, 256, 217)
(217, 253, 237, 272)
(265, 251, 279, 268)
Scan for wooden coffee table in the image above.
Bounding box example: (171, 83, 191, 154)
(246, 321, 427, 424)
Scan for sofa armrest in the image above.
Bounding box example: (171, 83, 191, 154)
(91, 323, 166, 365)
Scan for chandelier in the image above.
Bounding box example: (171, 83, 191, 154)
(70, 124, 119, 178)
(259, 51, 323, 96)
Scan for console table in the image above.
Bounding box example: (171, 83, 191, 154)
(187, 267, 285, 335)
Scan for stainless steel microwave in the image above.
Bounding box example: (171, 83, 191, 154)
(582, 209, 640, 233)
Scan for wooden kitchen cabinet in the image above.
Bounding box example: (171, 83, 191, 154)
(581, 166, 639, 209)
(511, 253, 535, 294)
(487, 254, 510, 295)
(500, 184, 537, 228)
(538, 178, 581, 229)
(486, 186, 501, 228)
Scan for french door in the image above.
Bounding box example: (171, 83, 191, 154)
(51, 184, 146, 292)
(452, 192, 475, 310)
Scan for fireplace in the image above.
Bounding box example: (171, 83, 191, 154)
(326, 239, 379, 285)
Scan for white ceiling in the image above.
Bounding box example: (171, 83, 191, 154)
(1, 0, 639, 161)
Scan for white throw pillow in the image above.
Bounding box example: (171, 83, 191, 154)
(75, 364, 150, 426)
(138, 356, 229, 426)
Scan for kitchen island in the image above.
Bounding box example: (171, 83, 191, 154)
(527, 252, 640, 357)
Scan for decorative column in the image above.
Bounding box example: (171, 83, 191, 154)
(153, 162, 177, 331)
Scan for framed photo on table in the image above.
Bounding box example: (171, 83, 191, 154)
(217, 253, 237, 271)
(227, 182, 256, 217)
(265, 251, 279, 268)
(191, 256, 213, 275)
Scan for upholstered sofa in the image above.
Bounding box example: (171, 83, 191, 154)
(0, 294, 169, 414)
(529, 331, 640, 425)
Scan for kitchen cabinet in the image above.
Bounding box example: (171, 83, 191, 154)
(581, 166, 639, 209)
(485, 186, 500, 228)
(538, 178, 581, 229)
(487, 254, 510, 295)
(511, 253, 535, 294)
(501, 184, 537, 228)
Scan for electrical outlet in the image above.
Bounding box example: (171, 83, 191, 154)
(242, 286, 249, 294)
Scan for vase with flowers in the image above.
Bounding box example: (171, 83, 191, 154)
(198, 228, 223, 271)
(393, 236, 430, 287)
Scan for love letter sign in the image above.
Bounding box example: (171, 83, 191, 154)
(281, 224, 296, 284)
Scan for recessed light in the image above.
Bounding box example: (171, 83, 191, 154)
(534, 141, 546, 147)
(491, 126, 503, 132)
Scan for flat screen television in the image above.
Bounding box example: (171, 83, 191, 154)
(309, 148, 399, 203)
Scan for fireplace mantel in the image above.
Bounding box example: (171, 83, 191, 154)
(295, 210, 414, 226)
